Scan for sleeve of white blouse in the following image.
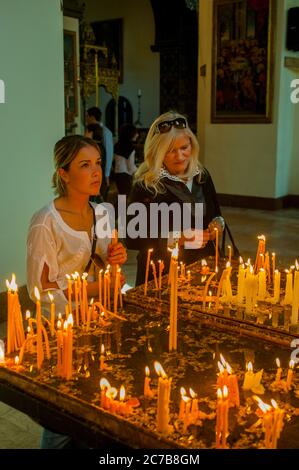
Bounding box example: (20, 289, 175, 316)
(26, 223, 67, 306)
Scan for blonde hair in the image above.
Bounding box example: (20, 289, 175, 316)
(52, 135, 100, 196)
(134, 111, 202, 195)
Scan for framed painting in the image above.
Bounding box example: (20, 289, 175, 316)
(63, 30, 78, 119)
(91, 18, 123, 83)
(211, 0, 275, 123)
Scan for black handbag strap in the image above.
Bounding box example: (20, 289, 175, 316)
(221, 222, 240, 259)
(83, 204, 98, 274)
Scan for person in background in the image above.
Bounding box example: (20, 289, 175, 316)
(114, 123, 139, 196)
(27, 135, 127, 448)
(86, 106, 113, 199)
(126, 110, 227, 287)
(85, 122, 107, 200)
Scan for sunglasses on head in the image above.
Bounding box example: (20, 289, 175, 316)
(154, 117, 188, 134)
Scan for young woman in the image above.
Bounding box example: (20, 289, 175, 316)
(26, 134, 127, 448)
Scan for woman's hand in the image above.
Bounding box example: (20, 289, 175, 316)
(179, 229, 211, 249)
(107, 242, 127, 265)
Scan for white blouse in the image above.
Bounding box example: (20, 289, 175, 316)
(114, 150, 137, 175)
(26, 201, 110, 316)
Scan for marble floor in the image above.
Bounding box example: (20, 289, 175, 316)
(0, 206, 298, 448)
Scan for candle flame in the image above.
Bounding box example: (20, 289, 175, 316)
(90, 298, 94, 305)
(218, 361, 224, 374)
(276, 358, 281, 368)
(226, 363, 232, 374)
(226, 261, 231, 268)
(271, 399, 278, 409)
(247, 362, 253, 372)
(189, 388, 197, 398)
(67, 313, 73, 326)
(100, 378, 110, 390)
(63, 320, 67, 331)
(180, 387, 186, 397)
(289, 359, 295, 369)
(25, 310, 31, 320)
(15, 355, 19, 365)
(66, 274, 71, 280)
(10, 274, 17, 292)
(82, 272, 88, 280)
(254, 396, 271, 413)
(27, 326, 31, 333)
(258, 235, 266, 242)
(239, 256, 243, 264)
(119, 385, 125, 401)
(57, 320, 61, 329)
(154, 361, 167, 378)
(172, 246, 179, 259)
(223, 385, 228, 399)
(220, 354, 226, 367)
(217, 388, 222, 400)
(106, 387, 117, 400)
(145, 366, 150, 377)
(34, 286, 40, 301)
(101, 344, 105, 355)
(296, 260, 299, 271)
(182, 396, 190, 403)
(48, 292, 54, 303)
(202, 259, 207, 266)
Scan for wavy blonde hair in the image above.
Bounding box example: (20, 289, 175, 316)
(134, 111, 203, 195)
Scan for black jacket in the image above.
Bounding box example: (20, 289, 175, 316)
(126, 169, 223, 286)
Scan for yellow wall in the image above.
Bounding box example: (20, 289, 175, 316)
(0, 0, 64, 284)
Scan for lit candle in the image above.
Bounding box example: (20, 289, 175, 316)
(271, 253, 276, 285)
(154, 361, 172, 434)
(151, 260, 158, 290)
(144, 249, 153, 295)
(254, 235, 266, 272)
(183, 397, 191, 433)
(271, 399, 285, 449)
(144, 366, 154, 398)
(72, 272, 79, 327)
(237, 258, 245, 304)
(158, 260, 164, 291)
(100, 378, 111, 409)
(0, 339, 5, 364)
(98, 269, 103, 307)
(34, 287, 44, 370)
(190, 388, 198, 420)
(66, 274, 72, 314)
(285, 359, 295, 390)
(258, 268, 267, 300)
(216, 386, 229, 448)
(291, 261, 299, 324)
(66, 313, 73, 380)
(179, 387, 187, 419)
(274, 358, 282, 383)
(48, 292, 55, 337)
(243, 361, 264, 394)
(169, 246, 178, 351)
(214, 228, 219, 272)
(284, 269, 293, 305)
(273, 270, 281, 304)
(100, 343, 105, 371)
(119, 385, 128, 416)
(255, 396, 273, 448)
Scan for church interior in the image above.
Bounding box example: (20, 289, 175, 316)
(0, 0, 299, 451)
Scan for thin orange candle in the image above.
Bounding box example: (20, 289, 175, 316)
(66, 274, 72, 314)
(144, 248, 153, 295)
(144, 366, 154, 398)
(34, 287, 44, 370)
(100, 343, 105, 370)
(48, 292, 55, 337)
(154, 361, 172, 434)
(179, 387, 187, 419)
(286, 359, 295, 390)
(275, 358, 282, 383)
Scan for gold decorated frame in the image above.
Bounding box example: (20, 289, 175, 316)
(211, 0, 275, 123)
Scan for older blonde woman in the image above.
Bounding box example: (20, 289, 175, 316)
(127, 111, 226, 286)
